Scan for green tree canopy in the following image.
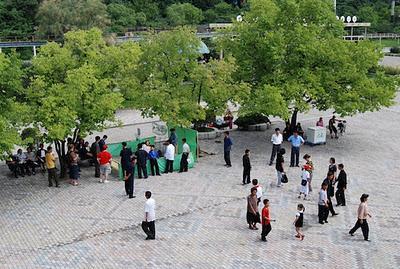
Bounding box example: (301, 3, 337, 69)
(220, 0, 397, 127)
(166, 3, 204, 26)
(36, 0, 110, 36)
(126, 27, 249, 126)
(27, 28, 127, 176)
(0, 0, 39, 37)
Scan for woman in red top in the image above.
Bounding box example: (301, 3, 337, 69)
(261, 199, 275, 241)
(97, 145, 112, 183)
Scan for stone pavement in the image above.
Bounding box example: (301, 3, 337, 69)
(1, 94, 400, 268)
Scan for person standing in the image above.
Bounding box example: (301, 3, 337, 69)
(323, 171, 339, 217)
(318, 182, 329, 224)
(69, 145, 80, 186)
(120, 142, 133, 172)
(179, 138, 190, 173)
(148, 145, 161, 176)
(328, 157, 337, 179)
(45, 146, 59, 187)
(98, 135, 108, 151)
(247, 187, 260, 230)
(303, 154, 314, 192)
(26, 147, 37, 175)
(335, 164, 347, 206)
(275, 148, 285, 187)
(223, 131, 233, 167)
(261, 199, 273, 242)
(164, 140, 175, 173)
(97, 145, 112, 183)
(269, 128, 283, 166)
(36, 143, 47, 173)
(298, 165, 310, 200)
(328, 116, 339, 139)
(242, 149, 251, 185)
(136, 143, 148, 179)
(316, 117, 324, 127)
(124, 156, 136, 199)
(252, 178, 262, 206)
(294, 204, 305, 240)
(90, 136, 101, 178)
(287, 131, 304, 167)
(349, 194, 372, 241)
(169, 128, 178, 153)
(142, 191, 156, 240)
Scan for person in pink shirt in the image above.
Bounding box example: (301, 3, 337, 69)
(316, 117, 324, 127)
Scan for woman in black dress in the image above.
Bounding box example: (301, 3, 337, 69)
(294, 204, 305, 240)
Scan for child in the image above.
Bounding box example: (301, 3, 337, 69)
(303, 154, 314, 192)
(298, 165, 310, 200)
(252, 179, 263, 206)
(261, 199, 274, 241)
(294, 204, 305, 240)
(242, 149, 251, 185)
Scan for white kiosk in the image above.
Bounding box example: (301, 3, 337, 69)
(306, 127, 326, 146)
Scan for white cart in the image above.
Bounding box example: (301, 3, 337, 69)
(305, 127, 326, 146)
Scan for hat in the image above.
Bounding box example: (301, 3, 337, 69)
(102, 145, 108, 150)
(360, 193, 369, 199)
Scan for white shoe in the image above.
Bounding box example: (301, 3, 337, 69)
(104, 180, 109, 183)
(99, 180, 103, 183)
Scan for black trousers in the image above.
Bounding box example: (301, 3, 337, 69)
(142, 220, 155, 239)
(269, 144, 281, 164)
(349, 219, 369, 240)
(335, 188, 346, 206)
(26, 160, 36, 174)
(290, 146, 300, 166)
(137, 163, 148, 178)
(261, 223, 272, 240)
(165, 160, 174, 173)
(179, 153, 189, 172)
(94, 158, 100, 177)
(318, 204, 329, 223)
(125, 174, 134, 196)
(18, 163, 29, 176)
(48, 168, 58, 186)
(327, 196, 336, 215)
(224, 151, 231, 166)
(150, 159, 160, 175)
(243, 167, 251, 184)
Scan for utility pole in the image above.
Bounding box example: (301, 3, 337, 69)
(333, 0, 336, 15)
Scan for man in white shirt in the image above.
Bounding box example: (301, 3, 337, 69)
(142, 191, 156, 240)
(164, 140, 175, 173)
(179, 138, 190, 173)
(269, 128, 283, 166)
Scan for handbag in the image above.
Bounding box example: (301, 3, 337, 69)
(281, 173, 288, 183)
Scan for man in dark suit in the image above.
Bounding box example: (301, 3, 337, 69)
(136, 143, 148, 179)
(242, 149, 251, 184)
(323, 171, 339, 218)
(335, 163, 347, 206)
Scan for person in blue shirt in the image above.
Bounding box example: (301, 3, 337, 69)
(224, 131, 233, 167)
(288, 130, 304, 167)
(148, 145, 161, 176)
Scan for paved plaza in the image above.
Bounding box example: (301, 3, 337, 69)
(1, 94, 400, 268)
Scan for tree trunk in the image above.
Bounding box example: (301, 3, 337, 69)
(290, 108, 298, 133)
(55, 139, 67, 178)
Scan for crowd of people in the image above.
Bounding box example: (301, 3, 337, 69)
(234, 122, 371, 242)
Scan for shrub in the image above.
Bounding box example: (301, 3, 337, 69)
(390, 47, 400, 54)
(234, 113, 270, 129)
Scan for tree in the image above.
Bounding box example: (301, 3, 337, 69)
(36, 0, 110, 36)
(126, 27, 249, 126)
(107, 3, 146, 32)
(27, 29, 126, 177)
(0, 0, 39, 37)
(0, 52, 28, 159)
(220, 0, 397, 131)
(166, 3, 204, 26)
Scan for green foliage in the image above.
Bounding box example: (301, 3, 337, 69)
(166, 3, 204, 26)
(36, 0, 110, 36)
(126, 27, 249, 126)
(381, 65, 400, 75)
(234, 113, 270, 129)
(0, 0, 39, 37)
(390, 47, 400, 53)
(28, 28, 125, 142)
(204, 2, 238, 23)
(220, 0, 397, 120)
(107, 3, 146, 32)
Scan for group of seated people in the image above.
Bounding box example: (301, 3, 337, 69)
(6, 144, 47, 178)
